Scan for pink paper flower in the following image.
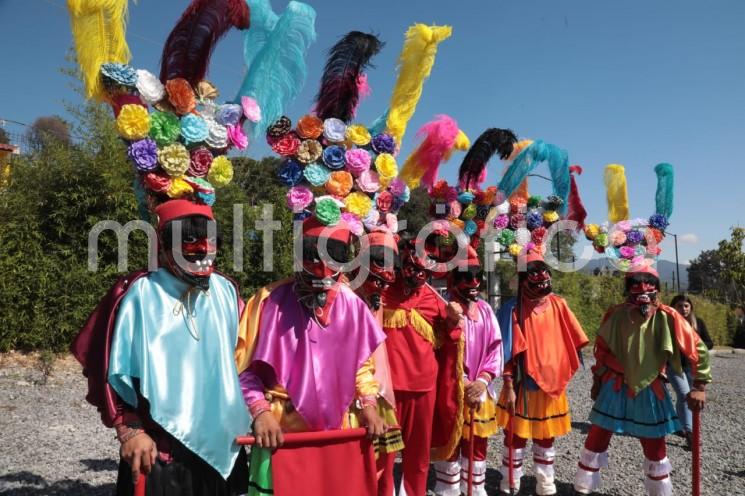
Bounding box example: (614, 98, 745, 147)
(287, 186, 313, 212)
(241, 96, 261, 122)
(227, 124, 248, 150)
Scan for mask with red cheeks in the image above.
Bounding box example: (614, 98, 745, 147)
(521, 261, 552, 299)
(451, 268, 481, 302)
(160, 216, 217, 290)
(626, 273, 659, 317)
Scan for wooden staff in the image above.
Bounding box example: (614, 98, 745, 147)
(692, 409, 701, 496)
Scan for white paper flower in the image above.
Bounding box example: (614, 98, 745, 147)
(204, 117, 229, 150)
(135, 69, 165, 105)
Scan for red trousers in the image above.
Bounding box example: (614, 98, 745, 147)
(378, 390, 436, 496)
(503, 430, 554, 449)
(584, 425, 666, 461)
(448, 436, 488, 462)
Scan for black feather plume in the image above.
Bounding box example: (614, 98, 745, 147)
(458, 128, 517, 189)
(314, 31, 383, 123)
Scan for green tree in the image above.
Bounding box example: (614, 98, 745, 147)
(688, 227, 745, 305)
(397, 186, 431, 235)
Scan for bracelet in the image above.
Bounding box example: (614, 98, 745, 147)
(116, 426, 145, 444)
(476, 377, 490, 387)
(249, 399, 272, 419)
(358, 395, 378, 410)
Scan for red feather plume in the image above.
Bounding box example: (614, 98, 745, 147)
(160, 0, 250, 84)
(567, 165, 587, 230)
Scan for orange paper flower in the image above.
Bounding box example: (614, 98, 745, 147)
(325, 171, 353, 197)
(296, 115, 323, 139)
(166, 78, 196, 115)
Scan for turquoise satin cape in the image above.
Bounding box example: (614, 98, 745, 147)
(108, 268, 251, 478)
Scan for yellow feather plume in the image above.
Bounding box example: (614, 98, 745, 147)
(67, 0, 131, 101)
(604, 164, 629, 223)
(504, 140, 533, 202)
(442, 129, 470, 163)
(385, 24, 452, 144)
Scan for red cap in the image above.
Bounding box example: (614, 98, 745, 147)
(302, 216, 351, 243)
(365, 231, 399, 254)
(453, 245, 480, 270)
(517, 249, 545, 270)
(625, 263, 659, 279)
(154, 199, 214, 230)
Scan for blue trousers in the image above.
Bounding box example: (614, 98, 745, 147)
(667, 366, 693, 433)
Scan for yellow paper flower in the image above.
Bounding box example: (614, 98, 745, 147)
(116, 104, 150, 140)
(346, 124, 371, 146)
(451, 218, 465, 230)
(543, 210, 560, 223)
(208, 155, 234, 187)
(584, 223, 600, 240)
(344, 192, 373, 218)
(157, 143, 190, 177)
(166, 177, 194, 198)
(508, 243, 522, 257)
(375, 153, 398, 178)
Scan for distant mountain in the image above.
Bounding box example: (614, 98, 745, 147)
(577, 258, 689, 290)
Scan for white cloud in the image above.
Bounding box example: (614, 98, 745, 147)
(678, 233, 699, 244)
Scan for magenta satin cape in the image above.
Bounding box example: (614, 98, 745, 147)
(251, 282, 386, 431)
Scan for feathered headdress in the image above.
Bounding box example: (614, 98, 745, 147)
(67, 0, 253, 220)
(458, 128, 517, 190)
(160, 0, 250, 84)
(314, 32, 383, 123)
(67, 0, 131, 101)
(398, 115, 469, 190)
(235, 0, 317, 140)
(584, 163, 675, 271)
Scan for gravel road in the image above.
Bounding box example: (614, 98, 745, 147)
(1, 351, 744, 495)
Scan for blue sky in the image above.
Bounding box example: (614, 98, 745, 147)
(2, 0, 744, 265)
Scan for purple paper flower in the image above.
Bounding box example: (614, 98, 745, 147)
(388, 178, 406, 197)
(371, 133, 396, 154)
(323, 145, 346, 170)
(526, 210, 543, 230)
(277, 160, 304, 187)
(493, 214, 509, 230)
(619, 245, 636, 259)
(216, 104, 244, 126)
(127, 138, 158, 172)
(626, 229, 644, 245)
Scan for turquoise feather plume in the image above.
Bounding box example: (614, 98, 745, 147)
(235, 1, 317, 139)
(498, 140, 570, 215)
(368, 109, 389, 136)
(654, 162, 674, 218)
(242, 0, 279, 71)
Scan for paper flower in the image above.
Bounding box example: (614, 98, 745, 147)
(277, 160, 303, 187)
(375, 153, 398, 178)
(323, 118, 347, 142)
(398, 185, 411, 202)
(134, 69, 165, 104)
(526, 210, 543, 230)
(346, 124, 371, 146)
(116, 104, 150, 140)
(345, 192, 373, 218)
(143, 172, 171, 193)
(165, 78, 196, 115)
(543, 210, 560, 224)
(205, 117, 229, 149)
(323, 145, 346, 170)
(430, 180, 451, 200)
(498, 229, 516, 246)
(341, 212, 364, 236)
(543, 195, 564, 212)
(363, 208, 380, 230)
(188, 147, 213, 177)
(267, 116, 292, 138)
(616, 220, 632, 233)
(626, 229, 644, 245)
(127, 138, 158, 173)
(510, 213, 525, 229)
(180, 114, 209, 145)
(647, 228, 665, 244)
(594, 233, 609, 248)
(493, 214, 509, 230)
(101, 63, 137, 87)
(457, 191, 475, 204)
(531, 226, 547, 244)
(447, 200, 462, 219)
(619, 245, 636, 259)
(464, 220, 478, 236)
(476, 205, 490, 220)
(508, 243, 523, 257)
(462, 204, 477, 220)
(451, 218, 465, 231)
(149, 111, 181, 145)
(345, 148, 372, 175)
(158, 143, 190, 177)
(482, 187, 498, 206)
(208, 155, 233, 187)
(371, 133, 396, 154)
(240, 96, 261, 122)
(495, 201, 510, 215)
(527, 195, 543, 209)
(611, 230, 627, 247)
(227, 124, 248, 150)
(388, 178, 406, 197)
(515, 228, 532, 246)
(197, 189, 216, 206)
(316, 198, 341, 225)
(326, 171, 353, 197)
(296, 140, 323, 164)
(356, 170, 380, 193)
(376, 191, 394, 213)
(216, 104, 243, 126)
(195, 80, 219, 101)
(304, 164, 331, 187)
(648, 214, 669, 231)
(584, 224, 600, 240)
(296, 115, 323, 139)
(271, 132, 301, 157)
(166, 177, 194, 198)
(287, 186, 314, 212)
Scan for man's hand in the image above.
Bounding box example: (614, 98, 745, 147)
(446, 301, 464, 326)
(502, 382, 516, 414)
(252, 411, 284, 449)
(687, 389, 706, 412)
(120, 432, 157, 484)
(465, 380, 487, 408)
(360, 405, 387, 439)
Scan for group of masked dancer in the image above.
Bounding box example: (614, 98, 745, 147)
(65, 0, 711, 495)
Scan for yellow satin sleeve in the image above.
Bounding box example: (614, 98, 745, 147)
(355, 357, 380, 398)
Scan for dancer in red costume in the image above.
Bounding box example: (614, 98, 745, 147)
(378, 238, 465, 496)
